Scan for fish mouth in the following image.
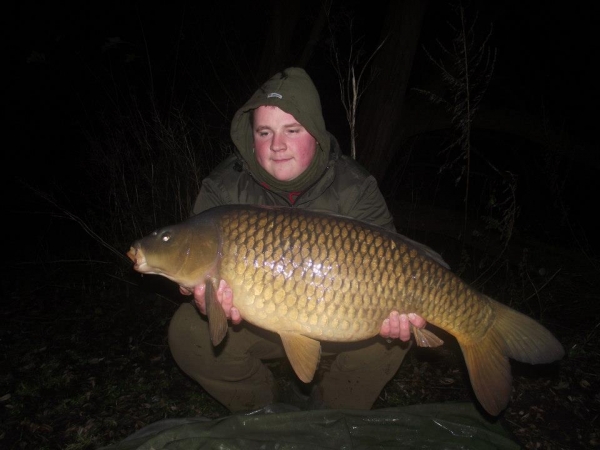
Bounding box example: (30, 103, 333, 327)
(127, 246, 148, 272)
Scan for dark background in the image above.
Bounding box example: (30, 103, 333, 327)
(2, 2, 599, 448)
(6, 1, 597, 251)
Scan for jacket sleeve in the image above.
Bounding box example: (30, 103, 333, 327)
(191, 155, 239, 215)
(191, 179, 229, 215)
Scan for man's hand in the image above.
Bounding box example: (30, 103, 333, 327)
(180, 280, 242, 325)
(380, 311, 426, 341)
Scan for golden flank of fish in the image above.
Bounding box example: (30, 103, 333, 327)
(127, 205, 564, 416)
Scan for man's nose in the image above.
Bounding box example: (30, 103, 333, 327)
(271, 132, 286, 151)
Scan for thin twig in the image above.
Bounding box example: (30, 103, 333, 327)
(525, 267, 562, 302)
(21, 181, 130, 263)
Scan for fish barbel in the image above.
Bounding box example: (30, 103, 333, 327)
(127, 205, 564, 415)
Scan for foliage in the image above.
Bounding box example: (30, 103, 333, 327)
(84, 102, 229, 250)
(416, 4, 496, 194)
(410, 3, 520, 282)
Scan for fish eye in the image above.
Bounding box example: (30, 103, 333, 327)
(161, 232, 171, 242)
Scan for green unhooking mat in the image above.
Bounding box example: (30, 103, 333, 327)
(99, 402, 522, 450)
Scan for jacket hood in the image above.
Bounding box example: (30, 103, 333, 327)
(230, 67, 331, 192)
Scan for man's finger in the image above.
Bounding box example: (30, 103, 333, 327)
(399, 314, 411, 341)
(380, 318, 391, 338)
(221, 287, 233, 315)
(193, 284, 207, 314)
(230, 307, 242, 325)
(408, 313, 426, 328)
(388, 311, 401, 339)
(194, 284, 206, 296)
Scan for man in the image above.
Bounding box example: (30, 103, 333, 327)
(168, 67, 426, 412)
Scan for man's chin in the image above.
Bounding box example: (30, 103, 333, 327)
(268, 168, 300, 182)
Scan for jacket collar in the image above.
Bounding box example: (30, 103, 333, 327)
(235, 132, 342, 206)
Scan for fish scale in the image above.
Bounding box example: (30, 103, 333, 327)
(218, 207, 486, 341)
(127, 204, 564, 415)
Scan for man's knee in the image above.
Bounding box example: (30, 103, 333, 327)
(317, 341, 412, 409)
(168, 304, 273, 381)
(167, 304, 278, 411)
(168, 303, 215, 375)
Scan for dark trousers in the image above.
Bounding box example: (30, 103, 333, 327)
(168, 302, 410, 412)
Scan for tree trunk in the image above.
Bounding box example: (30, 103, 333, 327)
(256, 0, 329, 82)
(356, 0, 428, 181)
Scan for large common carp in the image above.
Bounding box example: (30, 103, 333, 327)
(127, 205, 564, 416)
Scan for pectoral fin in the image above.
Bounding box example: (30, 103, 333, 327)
(279, 332, 321, 383)
(205, 279, 228, 346)
(412, 325, 444, 347)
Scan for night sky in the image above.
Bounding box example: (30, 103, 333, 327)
(5, 0, 598, 254)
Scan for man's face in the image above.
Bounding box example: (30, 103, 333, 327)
(252, 106, 317, 182)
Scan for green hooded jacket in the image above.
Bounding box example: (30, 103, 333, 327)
(192, 67, 395, 232)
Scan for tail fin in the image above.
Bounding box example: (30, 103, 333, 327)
(459, 297, 564, 416)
